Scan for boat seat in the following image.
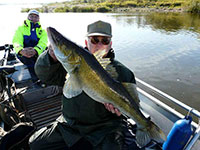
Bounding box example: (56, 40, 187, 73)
(0, 66, 16, 75)
(20, 86, 63, 129)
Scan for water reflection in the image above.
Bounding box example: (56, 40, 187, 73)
(0, 10, 199, 112)
(111, 12, 200, 35)
(110, 13, 148, 29)
(109, 12, 200, 112)
(144, 12, 200, 34)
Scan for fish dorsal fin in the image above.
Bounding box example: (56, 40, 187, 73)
(122, 82, 140, 105)
(63, 74, 82, 98)
(93, 49, 118, 79)
(93, 49, 111, 69)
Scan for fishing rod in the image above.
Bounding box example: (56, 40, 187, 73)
(0, 44, 14, 66)
(0, 44, 13, 51)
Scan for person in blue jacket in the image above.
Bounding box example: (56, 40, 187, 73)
(13, 10, 48, 84)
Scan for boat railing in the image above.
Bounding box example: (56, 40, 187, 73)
(136, 78, 200, 120)
(135, 77, 200, 150)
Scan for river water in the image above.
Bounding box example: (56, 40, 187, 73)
(0, 4, 200, 112)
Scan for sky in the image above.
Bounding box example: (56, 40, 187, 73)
(0, 0, 69, 4)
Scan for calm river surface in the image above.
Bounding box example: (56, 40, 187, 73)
(0, 5, 200, 112)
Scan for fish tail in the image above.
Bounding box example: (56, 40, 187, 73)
(136, 121, 166, 147)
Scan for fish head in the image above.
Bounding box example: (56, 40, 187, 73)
(47, 27, 81, 73)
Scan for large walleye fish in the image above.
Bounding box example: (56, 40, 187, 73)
(47, 27, 166, 147)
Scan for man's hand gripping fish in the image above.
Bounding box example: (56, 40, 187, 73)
(47, 27, 166, 147)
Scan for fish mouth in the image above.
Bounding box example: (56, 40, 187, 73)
(46, 27, 82, 66)
(47, 27, 77, 51)
(47, 27, 61, 47)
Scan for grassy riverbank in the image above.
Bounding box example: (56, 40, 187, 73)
(22, 0, 200, 13)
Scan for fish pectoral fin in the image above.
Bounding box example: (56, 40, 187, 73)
(63, 74, 82, 98)
(122, 82, 140, 105)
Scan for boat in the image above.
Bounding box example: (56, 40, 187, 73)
(0, 44, 199, 150)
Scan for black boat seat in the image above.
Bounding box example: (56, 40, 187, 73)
(20, 86, 62, 129)
(0, 66, 16, 75)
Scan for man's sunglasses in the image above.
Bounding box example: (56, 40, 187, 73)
(90, 36, 111, 45)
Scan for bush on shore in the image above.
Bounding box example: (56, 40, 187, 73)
(54, 6, 70, 12)
(186, 0, 200, 13)
(71, 6, 95, 12)
(96, 6, 111, 12)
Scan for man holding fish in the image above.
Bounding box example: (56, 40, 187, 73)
(29, 20, 165, 150)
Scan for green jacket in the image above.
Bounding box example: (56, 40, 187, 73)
(35, 50, 136, 147)
(13, 19, 47, 55)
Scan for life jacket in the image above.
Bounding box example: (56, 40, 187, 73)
(13, 19, 47, 55)
(23, 21, 40, 48)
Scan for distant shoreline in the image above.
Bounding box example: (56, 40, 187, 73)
(22, 6, 185, 14)
(110, 7, 184, 13)
(21, 0, 199, 14)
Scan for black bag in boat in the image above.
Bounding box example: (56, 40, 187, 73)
(123, 119, 163, 150)
(0, 122, 36, 150)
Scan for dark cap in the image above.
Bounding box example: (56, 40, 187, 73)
(87, 20, 112, 37)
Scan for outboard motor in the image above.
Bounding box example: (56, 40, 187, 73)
(163, 112, 193, 150)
